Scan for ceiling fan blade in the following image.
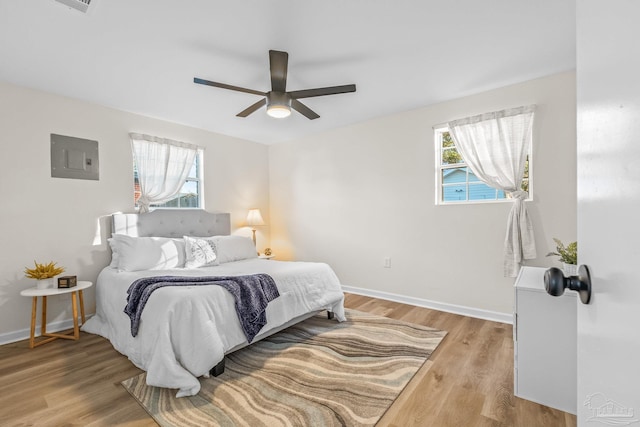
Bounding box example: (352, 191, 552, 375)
(289, 84, 356, 99)
(269, 50, 288, 92)
(291, 99, 320, 120)
(194, 77, 265, 97)
(236, 98, 267, 117)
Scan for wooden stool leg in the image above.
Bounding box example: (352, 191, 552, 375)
(29, 297, 37, 349)
(41, 296, 47, 335)
(78, 289, 86, 324)
(71, 292, 79, 339)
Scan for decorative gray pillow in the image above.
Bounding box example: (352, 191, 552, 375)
(183, 236, 219, 268)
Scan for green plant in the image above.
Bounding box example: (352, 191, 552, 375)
(546, 238, 577, 265)
(24, 261, 65, 279)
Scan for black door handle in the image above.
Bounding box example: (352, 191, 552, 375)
(544, 265, 592, 304)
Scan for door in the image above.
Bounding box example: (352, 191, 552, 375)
(577, 1, 640, 425)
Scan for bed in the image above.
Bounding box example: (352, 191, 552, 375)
(82, 210, 346, 397)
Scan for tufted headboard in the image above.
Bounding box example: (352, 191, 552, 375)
(111, 209, 231, 238)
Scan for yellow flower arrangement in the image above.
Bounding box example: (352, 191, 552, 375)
(24, 261, 65, 280)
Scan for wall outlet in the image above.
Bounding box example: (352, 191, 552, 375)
(383, 257, 391, 268)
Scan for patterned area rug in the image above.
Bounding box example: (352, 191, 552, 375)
(122, 309, 447, 427)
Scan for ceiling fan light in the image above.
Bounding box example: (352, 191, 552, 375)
(266, 91, 292, 119)
(267, 104, 292, 118)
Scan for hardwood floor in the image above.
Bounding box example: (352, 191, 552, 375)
(346, 294, 577, 427)
(0, 294, 577, 426)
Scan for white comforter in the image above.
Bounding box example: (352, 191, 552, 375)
(82, 259, 346, 397)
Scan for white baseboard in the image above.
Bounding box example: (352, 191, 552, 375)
(0, 318, 83, 346)
(341, 285, 513, 324)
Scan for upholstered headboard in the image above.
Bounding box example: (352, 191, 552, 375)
(111, 210, 231, 238)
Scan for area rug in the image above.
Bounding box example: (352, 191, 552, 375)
(122, 309, 447, 427)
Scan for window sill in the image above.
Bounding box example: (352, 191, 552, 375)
(437, 197, 533, 206)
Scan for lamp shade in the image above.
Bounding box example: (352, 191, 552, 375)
(246, 209, 265, 227)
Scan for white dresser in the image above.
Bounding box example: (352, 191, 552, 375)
(513, 266, 576, 414)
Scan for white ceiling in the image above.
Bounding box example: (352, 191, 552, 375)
(0, 0, 575, 145)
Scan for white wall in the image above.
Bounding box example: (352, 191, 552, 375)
(269, 72, 576, 316)
(0, 72, 576, 341)
(0, 82, 270, 341)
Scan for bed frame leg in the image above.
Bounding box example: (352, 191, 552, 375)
(327, 311, 335, 320)
(210, 358, 226, 377)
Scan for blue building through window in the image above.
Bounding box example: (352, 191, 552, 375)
(436, 128, 528, 204)
(442, 168, 506, 202)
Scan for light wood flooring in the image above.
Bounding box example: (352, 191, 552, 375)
(0, 294, 576, 426)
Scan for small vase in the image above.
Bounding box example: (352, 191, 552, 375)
(563, 263, 578, 276)
(36, 277, 56, 290)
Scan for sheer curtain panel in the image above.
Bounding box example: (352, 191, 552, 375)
(447, 105, 536, 277)
(130, 133, 200, 213)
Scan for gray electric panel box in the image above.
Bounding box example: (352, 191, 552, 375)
(51, 134, 99, 180)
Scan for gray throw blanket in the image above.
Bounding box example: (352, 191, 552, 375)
(124, 274, 280, 343)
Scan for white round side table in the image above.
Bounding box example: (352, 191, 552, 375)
(20, 281, 93, 349)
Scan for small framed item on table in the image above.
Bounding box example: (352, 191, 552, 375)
(58, 276, 77, 288)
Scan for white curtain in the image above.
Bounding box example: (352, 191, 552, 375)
(447, 105, 536, 277)
(130, 133, 199, 213)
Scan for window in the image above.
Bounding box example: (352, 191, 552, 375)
(134, 150, 203, 208)
(435, 127, 529, 204)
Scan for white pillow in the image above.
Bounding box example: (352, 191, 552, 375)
(109, 234, 186, 271)
(213, 235, 258, 264)
(183, 235, 219, 268)
(107, 238, 119, 268)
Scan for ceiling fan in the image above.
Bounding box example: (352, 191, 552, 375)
(194, 50, 356, 120)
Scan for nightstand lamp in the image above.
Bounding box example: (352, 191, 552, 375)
(246, 208, 265, 247)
